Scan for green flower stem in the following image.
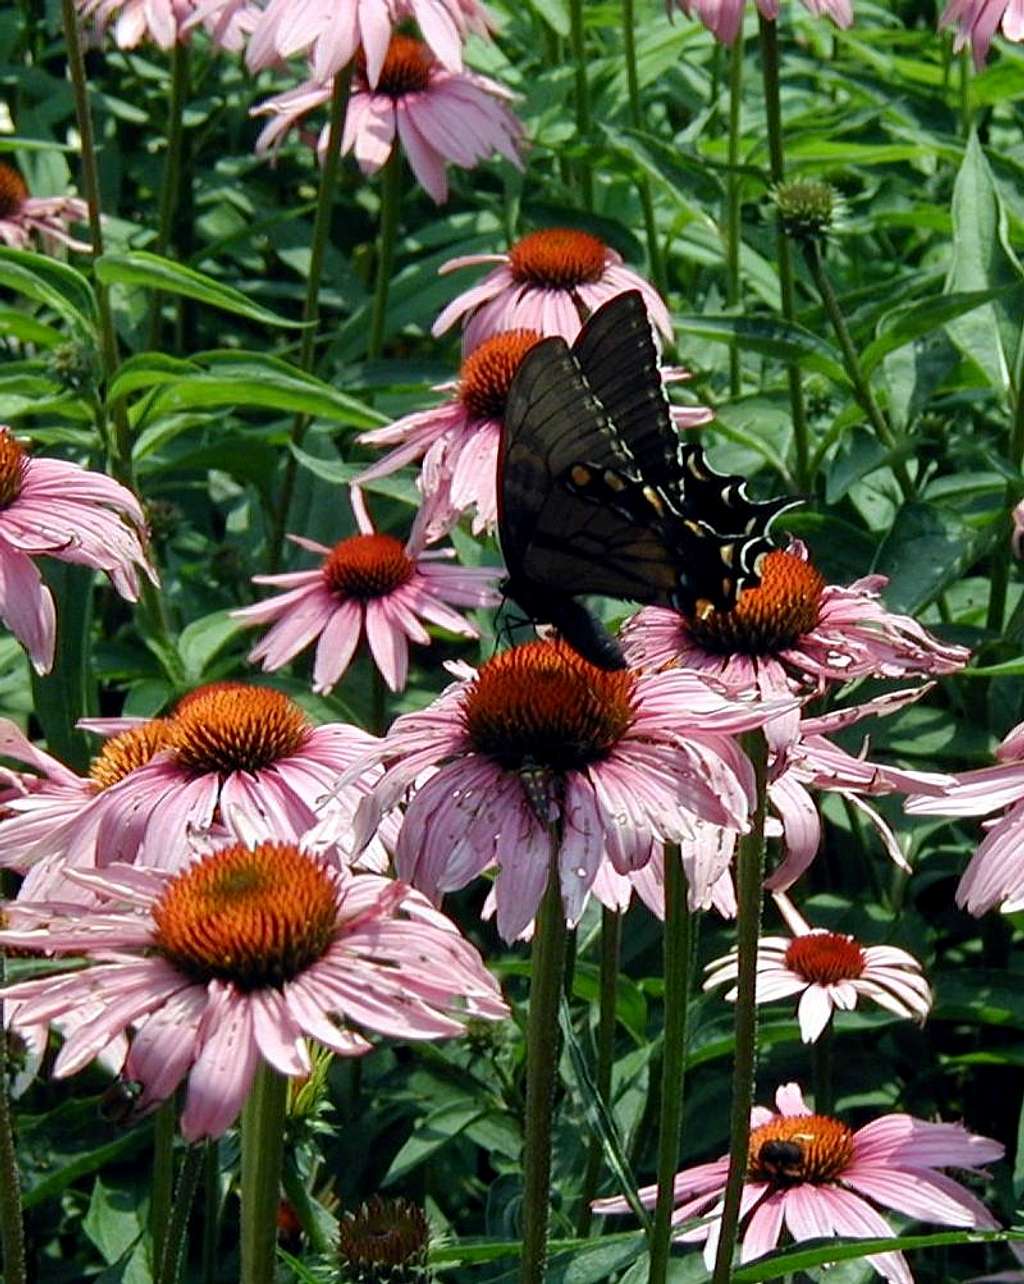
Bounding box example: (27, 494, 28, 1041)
(959, 47, 972, 140)
(155, 1143, 205, 1284)
(59, 0, 133, 481)
(367, 147, 403, 361)
(622, 0, 666, 293)
(201, 1139, 220, 1284)
(147, 41, 190, 350)
(568, 0, 594, 209)
(150, 1100, 176, 1271)
(801, 237, 914, 500)
(240, 1062, 289, 1284)
(576, 906, 623, 1237)
(520, 847, 570, 1284)
(270, 69, 352, 571)
(711, 731, 768, 1284)
(758, 16, 810, 492)
(812, 1017, 834, 1116)
(648, 845, 693, 1284)
(985, 362, 1024, 632)
(0, 954, 26, 1284)
(726, 32, 745, 396)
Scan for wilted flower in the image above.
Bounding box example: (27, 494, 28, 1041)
(704, 894, 932, 1041)
(905, 717, 1024, 914)
(232, 491, 501, 693)
(355, 329, 711, 538)
(0, 843, 507, 1139)
(622, 540, 969, 752)
(432, 227, 673, 350)
(594, 1081, 1003, 1280)
(338, 1195, 431, 1282)
(0, 163, 89, 254)
(348, 638, 794, 942)
(0, 428, 155, 673)
(252, 36, 523, 204)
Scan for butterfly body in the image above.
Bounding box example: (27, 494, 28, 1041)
(497, 290, 796, 669)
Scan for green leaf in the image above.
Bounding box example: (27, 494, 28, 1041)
(674, 315, 851, 387)
(945, 133, 1024, 393)
(107, 352, 202, 402)
(383, 1100, 485, 1184)
(872, 501, 981, 615)
(0, 246, 97, 334)
(83, 1177, 146, 1266)
(731, 1229, 1024, 1281)
(0, 306, 66, 348)
(861, 286, 1024, 375)
(177, 610, 247, 682)
(95, 251, 306, 328)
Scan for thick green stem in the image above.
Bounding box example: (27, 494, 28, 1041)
(726, 33, 745, 396)
(711, 732, 769, 1284)
(59, 0, 133, 481)
(0, 955, 26, 1284)
(150, 1101, 176, 1271)
(367, 147, 403, 361)
(147, 41, 190, 350)
(758, 16, 810, 492)
(802, 238, 914, 500)
(986, 365, 1024, 633)
(520, 849, 569, 1284)
(30, 562, 94, 772)
(155, 1143, 204, 1284)
(568, 0, 594, 208)
(240, 1063, 289, 1284)
(270, 69, 352, 570)
(959, 47, 972, 140)
(577, 907, 622, 1237)
(812, 1017, 834, 1116)
(622, 0, 665, 293)
(648, 847, 693, 1284)
(201, 1139, 220, 1284)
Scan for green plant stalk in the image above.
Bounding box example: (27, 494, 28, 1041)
(726, 33, 744, 396)
(29, 562, 94, 772)
(156, 1143, 204, 1284)
(148, 41, 191, 350)
(622, 0, 666, 293)
(985, 362, 1024, 632)
(201, 1140, 220, 1284)
(802, 237, 914, 500)
(520, 847, 570, 1284)
(270, 69, 352, 570)
(151, 1100, 176, 1271)
(576, 907, 623, 1237)
(711, 732, 769, 1284)
(959, 47, 972, 140)
(758, 15, 810, 492)
(812, 1017, 834, 1116)
(59, 0, 133, 481)
(0, 954, 26, 1284)
(648, 846, 693, 1284)
(569, 0, 594, 209)
(240, 1062, 289, 1284)
(367, 147, 403, 361)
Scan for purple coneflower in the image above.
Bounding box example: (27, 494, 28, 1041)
(232, 492, 501, 693)
(432, 227, 673, 350)
(0, 163, 89, 253)
(673, 0, 852, 46)
(0, 842, 506, 1138)
(594, 1081, 1002, 1281)
(349, 638, 793, 942)
(940, 0, 1024, 67)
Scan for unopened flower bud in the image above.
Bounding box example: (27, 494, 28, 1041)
(772, 180, 836, 242)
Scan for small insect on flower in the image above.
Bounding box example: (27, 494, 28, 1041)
(98, 1078, 145, 1126)
(753, 1137, 806, 1185)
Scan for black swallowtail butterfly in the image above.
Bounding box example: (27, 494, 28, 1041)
(497, 289, 796, 670)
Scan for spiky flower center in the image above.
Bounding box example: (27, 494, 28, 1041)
(0, 431, 27, 509)
(748, 1113, 855, 1186)
(153, 841, 338, 990)
(459, 330, 542, 420)
(506, 228, 608, 288)
(89, 721, 173, 790)
(369, 35, 434, 96)
(685, 551, 826, 656)
(168, 684, 311, 776)
(463, 639, 635, 772)
(337, 1195, 430, 1280)
(323, 533, 415, 600)
(0, 163, 28, 220)
(784, 932, 866, 984)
